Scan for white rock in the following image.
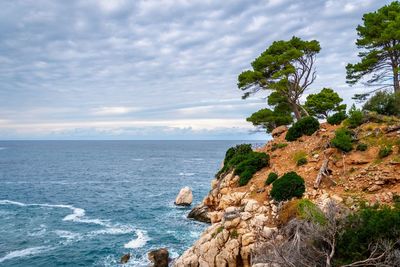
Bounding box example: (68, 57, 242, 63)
(174, 186, 193, 206)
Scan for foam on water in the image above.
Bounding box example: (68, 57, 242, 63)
(0, 246, 51, 263)
(89, 224, 134, 236)
(124, 229, 150, 249)
(178, 172, 196, 176)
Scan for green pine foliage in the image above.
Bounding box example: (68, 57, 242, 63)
(285, 117, 320, 141)
(346, 1, 400, 94)
(345, 105, 364, 128)
(304, 88, 346, 119)
(327, 111, 347, 125)
(296, 157, 308, 166)
(270, 172, 305, 201)
(356, 143, 368, 151)
(265, 172, 278, 185)
(363, 91, 400, 116)
(331, 128, 353, 152)
(217, 144, 270, 186)
(335, 205, 400, 265)
(378, 145, 393, 158)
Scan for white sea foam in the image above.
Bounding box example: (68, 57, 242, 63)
(132, 158, 144, 161)
(0, 246, 51, 263)
(0, 199, 109, 226)
(124, 229, 150, 249)
(89, 224, 134, 236)
(178, 172, 195, 176)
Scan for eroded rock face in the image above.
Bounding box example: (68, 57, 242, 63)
(148, 248, 169, 267)
(188, 203, 211, 223)
(175, 186, 193, 206)
(271, 125, 288, 137)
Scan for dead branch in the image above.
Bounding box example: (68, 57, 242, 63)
(314, 158, 330, 189)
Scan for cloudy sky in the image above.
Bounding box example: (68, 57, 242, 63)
(0, 0, 392, 140)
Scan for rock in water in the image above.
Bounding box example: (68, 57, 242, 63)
(148, 248, 169, 267)
(187, 203, 211, 223)
(120, 253, 130, 264)
(174, 186, 193, 206)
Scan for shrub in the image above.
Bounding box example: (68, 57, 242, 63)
(378, 145, 392, 158)
(224, 144, 252, 165)
(235, 152, 270, 186)
(327, 111, 347, 125)
(230, 229, 238, 239)
(285, 116, 320, 141)
(345, 104, 364, 128)
(293, 150, 307, 163)
(270, 172, 305, 201)
(296, 157, 308, 166)
(335, 205, 400, 265)
(265, 172, 278, 185)
(356, 143, 368, 151)
(363, 91, 400, 116)
(331, 128, 353, 152)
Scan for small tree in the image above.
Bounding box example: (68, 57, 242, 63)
(304, 88, 346, 119)
(346, 1, 400, 94)
(238, 36, 321, 120)
(363, 91, 400, 116)
(246, 92, 293, 133)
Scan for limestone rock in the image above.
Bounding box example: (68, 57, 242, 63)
(148, 248, 169, 267)
(174, 186, 193, 206)
(188, 204, 211, 223)
(120, 253, 130, 264)
(272, 125, 288, 137)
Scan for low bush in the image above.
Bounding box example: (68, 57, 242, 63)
(235, 152, 270, 186)
(356, 143, 368, 151)
(296, 157, 308, 166)
(335, 205, 400, 265)
(363, 91, 400, 116)
(285, 116, 320, 141)
(327, 111, 347, 125)
(270, 172, 305, 201)
(378, 145, 392, 158)
(331, 128, 353, 152)
(265, 172, 278, 185)
(345, 105, 364, 128)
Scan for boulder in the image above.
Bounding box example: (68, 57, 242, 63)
(120, 253, 130, 264)
(188, 204, 211, 223)
(272, 125, 288, 137)
(175, 186, 193, 206)
(148, 248, 169, 267)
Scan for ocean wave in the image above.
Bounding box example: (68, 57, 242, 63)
(0, 246, 51, 263)
(0, 147, 6, 150)
(0, 199, 108, 226)
(131, 158, 144, 161)
(89, 224, 134, 236)
(124, 229, 150, 249)
(178, 172, 196, 176)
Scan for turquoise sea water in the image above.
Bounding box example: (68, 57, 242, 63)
(0, 140, 261, 266)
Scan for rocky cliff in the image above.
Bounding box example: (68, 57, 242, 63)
(174, 117, 400, 267)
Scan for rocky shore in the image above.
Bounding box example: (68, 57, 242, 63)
(173, 119, 400, 267)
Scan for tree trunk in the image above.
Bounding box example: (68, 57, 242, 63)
(290, 102, 302, 120)
(394, 66, 400, 93)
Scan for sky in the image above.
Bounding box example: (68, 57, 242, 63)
(0, 0, 393, 140)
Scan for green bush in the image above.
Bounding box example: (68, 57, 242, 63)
(363, 91, 400, 116)
(335, 205, 400, 265)
(296, 157, 308, 166)
(331, 128, 353, 152)
(378, 145, 392, 158)
(270, 172, 305, 201)
(345, 105, 364, 128)
(235, 152, 270, 186)
(265, 172, 278, 185)
(285, 116, 320, 141)
(224, 144, 252, 165)
(327, 111, 347, 125)
(356, 143, 368, 151)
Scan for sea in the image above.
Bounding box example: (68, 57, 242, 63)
(0, 140, 263, 267)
